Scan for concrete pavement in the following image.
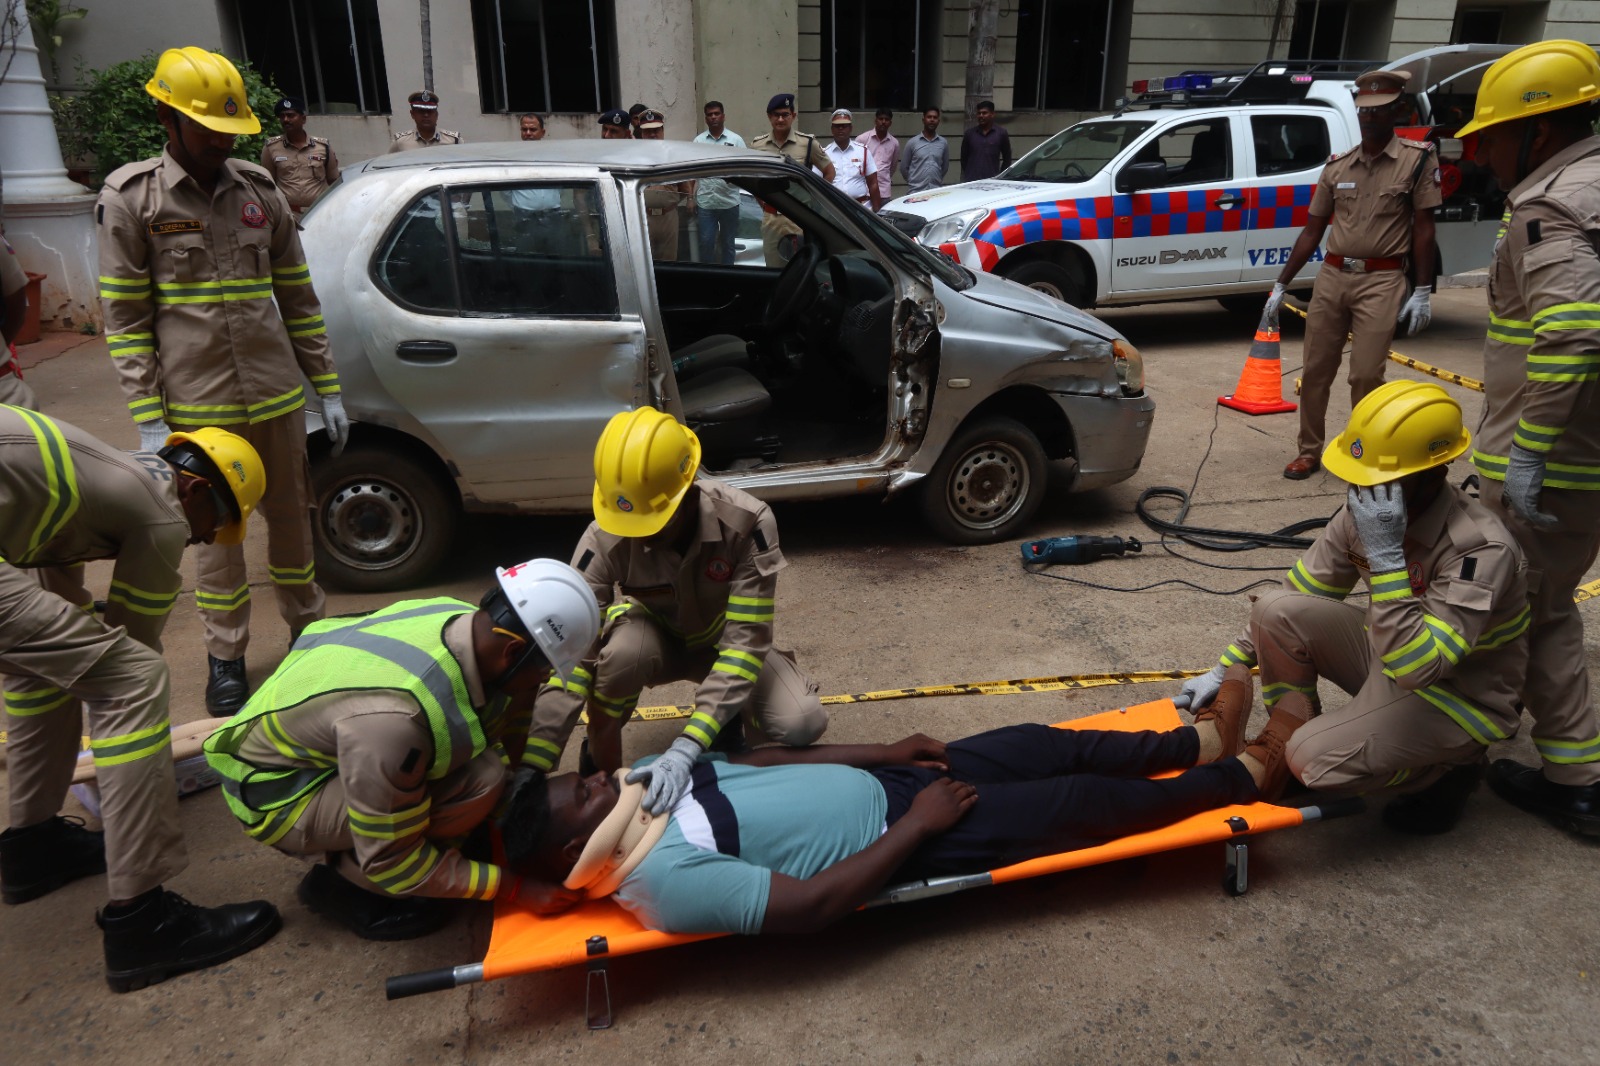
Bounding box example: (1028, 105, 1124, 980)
(1, 288, 1595, 1065)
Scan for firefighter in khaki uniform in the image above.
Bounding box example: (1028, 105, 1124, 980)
(258, 96, 339, 213)
(1451, 41, 1600, 837)
(750, 93, 835, 266)
(96, 47, 350, 717)
(1179, 382, 1529, 834)
(0, 410, 283, 991)
(205, 559, 599, 939)
(526, 408, 828, 815)
(1265, 69, 1442, 480)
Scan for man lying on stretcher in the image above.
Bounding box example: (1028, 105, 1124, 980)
(500, 697, 1276, 935)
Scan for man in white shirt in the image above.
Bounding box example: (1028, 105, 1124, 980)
(855, 108, 899, 208)
(824, 109, 879, 211)
(691, 101, 746, 265)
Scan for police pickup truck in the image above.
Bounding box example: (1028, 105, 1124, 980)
(881, 44, 1512, 312)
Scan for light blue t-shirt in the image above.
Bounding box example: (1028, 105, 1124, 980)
(613, 755, 887, 935)
(692, 129, 746, 210)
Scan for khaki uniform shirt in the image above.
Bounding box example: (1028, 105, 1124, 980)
(0, 407, 186, 650)
(96, 149, 340, 430)
(750, 128, 831, 173)
(259, 134, 340, 211)
(1474, 136, 1600, 490)
(388, 129, 463, 153)
(561, 477, 785, 742)
(1221, 483, 1529, 744)
(1309, 136, 1442, 259)
(233, 615, 515, 900)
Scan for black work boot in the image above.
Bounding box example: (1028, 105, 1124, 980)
(1487, 758, 1600, 838)
(1382, 761, 1484, 836)
(0, 816, 107, 904)
(296, 863, 451, 941)
(205, 654, 249, 717)
(98, 887, 281, 993)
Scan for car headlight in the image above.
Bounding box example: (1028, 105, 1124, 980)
(918, 208, 990, 247)
(1113, 338, 1144, 395)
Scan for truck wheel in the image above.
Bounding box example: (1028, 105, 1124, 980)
(312, 447, 459, 592)
(920, 416, 1049, 544)
(1004, 261, 1085, 307)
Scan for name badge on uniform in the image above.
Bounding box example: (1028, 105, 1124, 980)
(273, 155, 289, 162)
(148, 219, 204, 236)
(1336, 182, 1357, 190)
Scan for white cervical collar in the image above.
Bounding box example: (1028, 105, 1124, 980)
(563, 779, 670, 898)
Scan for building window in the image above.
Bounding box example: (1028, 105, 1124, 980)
(1453, 9, 1504, 44)
(471, 0, 618, 114)
(1012, 0, 1115, 111)
(233, 0, 390, 114)
(818, 0, 941, 111)
(1287, 1, 1352, 60)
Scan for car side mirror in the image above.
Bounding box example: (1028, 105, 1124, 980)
(1118, 161, 1168, 192)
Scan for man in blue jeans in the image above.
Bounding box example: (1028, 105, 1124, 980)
(501, 706, 1264, 935)
(692, 101, 746, 264)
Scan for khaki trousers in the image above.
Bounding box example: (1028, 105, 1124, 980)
(526, 608, 827, 771)
(1484, 488, 1600, 786)
(194, 410, 325, 659)
(0, 564, 185, 898)
(1297, 267, 1409, 459)
(270, 749, 505, 894)
(1248, 588, 1489, 794)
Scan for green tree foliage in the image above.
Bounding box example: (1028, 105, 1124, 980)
(54, 49, 282, 186)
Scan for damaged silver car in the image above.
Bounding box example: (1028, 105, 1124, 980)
(299, 142, 1154, 590)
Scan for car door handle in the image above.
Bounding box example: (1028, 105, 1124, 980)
(395, 340, 457, 364)
(1214, 195, 1244, 209)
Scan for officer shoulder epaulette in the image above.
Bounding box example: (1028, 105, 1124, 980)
(263, 134, 284, 147)
(102, 156, 162, 192)
(311, 135, 330, 146)
(1400, 138, 1435, 151)
(393, 130, 413, 142)
(441, 129, 461, 140)
(1328, 145, 1359, 163)
(229, 158, 276, 182)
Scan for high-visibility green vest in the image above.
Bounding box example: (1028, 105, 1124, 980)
(203, 598, 488, 845)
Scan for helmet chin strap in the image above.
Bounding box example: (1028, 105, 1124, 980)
(1514, 119, 1539, 186)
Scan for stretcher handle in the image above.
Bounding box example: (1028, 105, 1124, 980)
(1300, 796, 1366, 822)
(385, 963, 484, 1000)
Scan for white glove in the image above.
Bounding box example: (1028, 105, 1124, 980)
(626, 736, 701, 815)
(1176, 663, 1228, 712)
(1398, 285, 1433, 336)
(1346, 482, 1408, 574)
(138, 418, 172, 454)
(1503, 444, 1558, 529)
(1262, 282, 1288, 326)
(320, 394, 350, 457)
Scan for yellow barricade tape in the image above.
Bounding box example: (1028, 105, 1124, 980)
(1281, 300, 1485, 393)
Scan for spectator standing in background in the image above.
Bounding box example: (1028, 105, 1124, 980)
(902, 107, 950, 193)
(693, 101, 746, 265)
(961, 100, 1012, 180)
(520, 113, 547, 141)
(856, 108, 900, 208)
(824, 109, 880, 211)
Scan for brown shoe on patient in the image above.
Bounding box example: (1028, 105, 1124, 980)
(1193, 678, 1251, 760)
(1242, 706, 1306, 801)
(1283, 455, 1320, 480)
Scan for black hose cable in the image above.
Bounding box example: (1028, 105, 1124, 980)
(1135, 484, 1333, 552)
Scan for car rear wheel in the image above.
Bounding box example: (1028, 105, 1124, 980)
(920, 416, 1049, 544)
(312, 447, 459, 592)
(1003, 260, 1085, 307)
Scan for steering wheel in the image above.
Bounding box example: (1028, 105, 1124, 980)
(763, 239, 825, 332)
(1060, 161, 1088, 181)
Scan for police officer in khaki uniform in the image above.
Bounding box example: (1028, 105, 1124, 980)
(205, 559, 599, 939)
(1179, 382, 1528, 833)
(750, 93, 835, 266)
(1265, 69, 1442, 480)
(95, 47, 350, 717)
(636, 109, 687, 260)
(258, 96, 340, 213)
(1450, 41, 1600, 837)
(525, 408, 828, 815)
(0, 410, 281, 991)
(388, 89, 462, 152)
(0, 235, 37, 409)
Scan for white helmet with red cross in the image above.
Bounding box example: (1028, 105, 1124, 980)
(492, 558, 600, 682)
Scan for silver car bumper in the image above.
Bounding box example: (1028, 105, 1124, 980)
(1052, 390, 1155, 491)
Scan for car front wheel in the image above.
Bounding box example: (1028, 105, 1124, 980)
(920, 416, 1049, 544)
(311, 447, 459, 592)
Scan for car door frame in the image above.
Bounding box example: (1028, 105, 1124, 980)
(1239, 107, 1335, 287)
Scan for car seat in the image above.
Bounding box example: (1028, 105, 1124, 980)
(1180, 128, 1228, 184)
(672, 334, 752, 380)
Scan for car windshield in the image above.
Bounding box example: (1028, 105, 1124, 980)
(1003, 120, 1155, 183)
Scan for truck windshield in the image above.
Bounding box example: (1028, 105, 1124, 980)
(1003, 120, 1155, 183)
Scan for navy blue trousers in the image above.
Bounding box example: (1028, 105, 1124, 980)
(873, 724, 1258, 881)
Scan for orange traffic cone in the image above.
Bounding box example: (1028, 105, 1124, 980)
(1219, 312, 1297, 415)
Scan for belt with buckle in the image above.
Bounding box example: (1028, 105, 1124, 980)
(1326, 253, 1404, 273)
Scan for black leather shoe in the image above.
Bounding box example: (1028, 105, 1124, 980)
(205, 654, 249, 717)
(296, 863, 451, 941)
(99, 888, 281, 993)
(1, 816, 107, 904)
(1382, 761, 1483, 836)
(1487, 758, 1600, 838)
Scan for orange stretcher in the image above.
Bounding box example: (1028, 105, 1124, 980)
(385, 698, 1362, 1020)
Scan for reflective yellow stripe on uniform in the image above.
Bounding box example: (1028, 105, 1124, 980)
(259, 713, 337, 768)
(1475, 607, 1530, 650)
(91, 718, 173, 767)
(683, 710, 723, 747)
(285, 314, 326, 339)
(106, 332, 156, 358)
(725, 595, 774, 623)
(1387, 768, 1413, 787)
(244, 789, 319, 846)
(1219, 643, 1255, 668)
(347, 799, 432, 841)
(165, 400, 249, 427)
(712, 647, 763, 683)
(1513, 418, 1564, 454)
(246, 385, 307, 422)
(1367, 569, 1413, 603)
(128, 396, 166, 424)
(153, 278, 273, 304)
(548, 664, 593, 701)
(107, 579, 179, 617)
(1541, 461, 1600, 490)
(1261, 679, 1316, 707)
(1531, 302, 1600, 333)
(272, 263, 313, 287)
(1415, 684, 1510, 745)
(1526, 351, 1600, 383)
(196, 584, 251, 612)
(591, 689, 639, 719)
(465, 860, 501, 901)
(5, 405, 80, 562)
(1286, 560, 1351, 600)
(1485, 313, 1534, 347)
(99, 275, 152, 300)
(1533, 731, 1600, 765)
(309, 372, 341, 396)
(1381, 614, 1469, 680)
(682, 611, 727, 648)
(1472, 450, 1508, 481)
(4, 687, 72, 717)
(369, 840, 444, 894)
(522, 735, 564, 772)
(269, 562, 316, 587)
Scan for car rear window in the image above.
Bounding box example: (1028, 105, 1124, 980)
(1250, 114, 1331, 176)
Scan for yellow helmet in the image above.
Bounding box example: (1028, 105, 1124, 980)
(161, 428, 267, 545)
(591, 407, 701, 537)
(1455, 39, 1600, 137)
(145, 47, 261, 135)
(1322, 381, 1470, 487)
